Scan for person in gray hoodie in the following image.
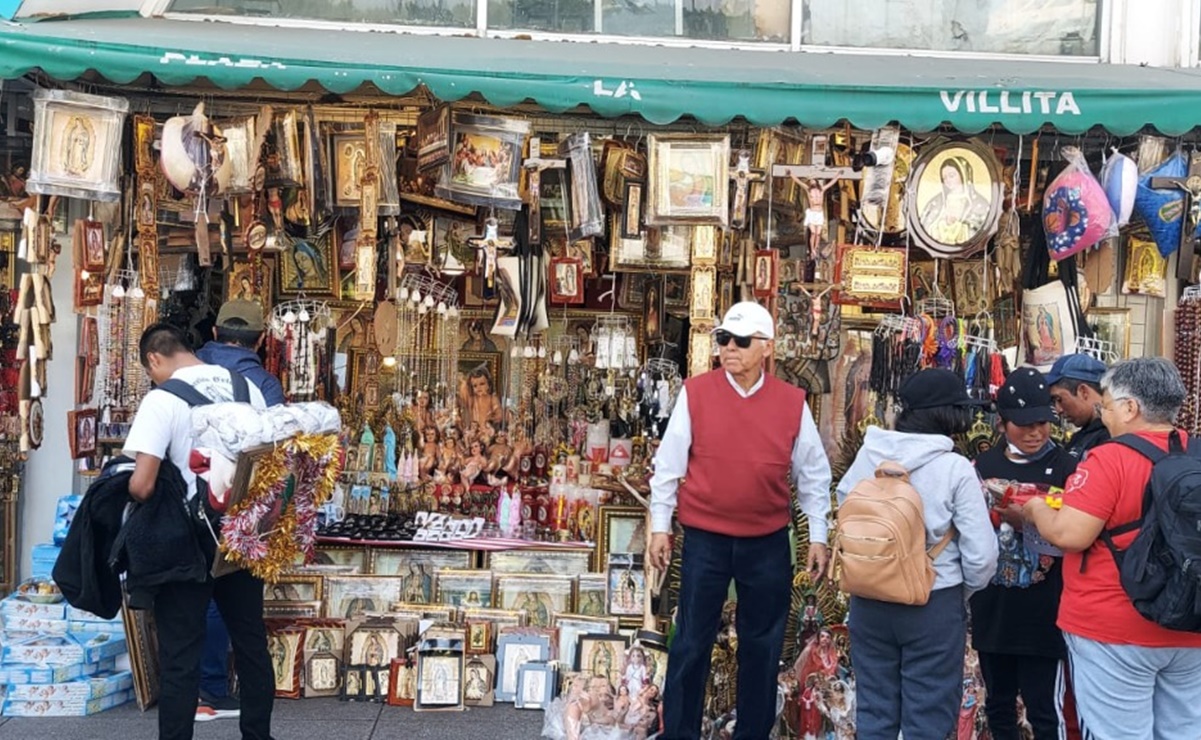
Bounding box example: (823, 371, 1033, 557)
(835, 368, 998, 740)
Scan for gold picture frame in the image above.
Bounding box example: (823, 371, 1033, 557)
(264, 574, 324, 602)
(484, 548, 594, 576)
(1087, 307, 1132, 359)
(595, 506, 648, 570)
(573, 574, 609, 618)
(647, 133, 730, 227)
(494, 574, 576, 628)
(435, 569, 494, 608)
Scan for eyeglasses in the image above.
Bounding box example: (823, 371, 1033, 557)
(714, 331, 759, 349)
(1096, 396, 1133, 415)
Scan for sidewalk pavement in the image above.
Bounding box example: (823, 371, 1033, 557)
(0, 697, 547, 739)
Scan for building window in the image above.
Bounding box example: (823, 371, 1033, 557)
(473, 0, 789, 41)
(167, 0, 477, 29)
(802, 0, 1100, 56)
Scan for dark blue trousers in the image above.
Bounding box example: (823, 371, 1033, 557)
(663, 525, 792, 740)
(201, 600, 231, 697)
(848, 585, 966, 740)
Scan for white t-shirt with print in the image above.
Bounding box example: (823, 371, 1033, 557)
(123, 363, 267, 498)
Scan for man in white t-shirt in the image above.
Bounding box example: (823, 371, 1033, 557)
(124, 323, 275, 740)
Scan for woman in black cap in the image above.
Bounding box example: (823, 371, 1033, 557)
(836, 368, 998, 739)
(971, 366, 1075, 740)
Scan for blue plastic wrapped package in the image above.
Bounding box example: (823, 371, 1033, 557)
(53, 496, 83, 546)
(1133, 152, 1201, 258)
(1100, 150, 1138, 227)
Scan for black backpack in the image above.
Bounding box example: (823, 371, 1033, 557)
(1099, 432, 1201, 632)
(157, 372, 250, 535)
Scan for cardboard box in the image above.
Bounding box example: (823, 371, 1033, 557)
(5, 670, 133, 702)
(3, 633, 126, 667)
(1, 616, 69, 635)
(0, 658, 117, 685)
(68, 620, 124, 636)
(30, 544, 62, 580)
(0, 596, 66, 621)
(2, 688, 133, 716)
(64, 606, 121, 624)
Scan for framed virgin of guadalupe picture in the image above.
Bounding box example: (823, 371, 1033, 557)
(28, 89, 129, 203)
(906, 138, 1002, 260)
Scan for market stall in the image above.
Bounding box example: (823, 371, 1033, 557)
(0, 9, 1198, 737)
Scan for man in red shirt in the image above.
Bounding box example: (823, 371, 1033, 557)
(1023, 358, 1201, 740)
(649, 301, 831, 739)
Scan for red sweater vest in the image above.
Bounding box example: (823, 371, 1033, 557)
(677, 369, 806, 537)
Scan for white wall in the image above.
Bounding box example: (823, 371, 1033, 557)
(18, 217, 82, 581)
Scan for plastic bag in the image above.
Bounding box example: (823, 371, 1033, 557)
(1100, 149, 1138, 227)
(1133, 151, 1199, 257)
(1042, 146, 1116, 262)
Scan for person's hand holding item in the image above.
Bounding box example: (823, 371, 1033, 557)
(807, 542, 829, 582)
(649, 533, 672, 571)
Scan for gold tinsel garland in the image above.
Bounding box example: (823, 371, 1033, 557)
(219, 433, 341, 583)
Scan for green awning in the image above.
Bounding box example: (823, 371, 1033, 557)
(2, 15, 1201, 135)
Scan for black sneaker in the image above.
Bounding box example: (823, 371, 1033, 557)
(196, 690, 240, 722)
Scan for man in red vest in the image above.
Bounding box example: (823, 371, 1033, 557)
(649, 301, 832, 739)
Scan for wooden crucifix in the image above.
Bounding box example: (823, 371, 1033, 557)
(522, 136, 566, 247)
(728, 149, 764, 230)
(467, 218, 514, 289)
(1150, 151, 1201, 280)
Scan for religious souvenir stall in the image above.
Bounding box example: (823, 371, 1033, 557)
(2, 32, 1198, 736)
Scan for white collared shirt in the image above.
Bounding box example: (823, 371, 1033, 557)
(648, 370, 832, 543)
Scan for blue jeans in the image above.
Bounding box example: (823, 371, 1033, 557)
(1066, 632, 1201, 740)
(663, 525, 791, 740)
(201, 599, 231, 698)
(848, 585, 966, 740)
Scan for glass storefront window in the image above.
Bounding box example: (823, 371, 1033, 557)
(167, 0, 477, 29)
(802, 0, 1100, 56)
(487, 0, 789, 42)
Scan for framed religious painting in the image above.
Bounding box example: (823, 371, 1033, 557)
(601, 139, 647, 207)
(664, 273, 689, 310)
(74, 269, 104, 309)
(80, 220, 106, 272)
(952, 260, 990, 317)
(552, 613, 619, 671)
(647, 134, 730, 226)
(461, 607, 529, 632)
(644, 278, 665, 342)
(688, 326, 716, 379)
(121, 599, 160, 710)
(1087, 307, 1131, 359)
(494, 575, 575, 629)
(496, 632, 551, 703)
(436, 112, 529, 210)
(388, 657, 417, 707)
(465, 620, 493, 656)
(262, 600, 323, 619)
(606, 553, 646, 618)
(690, 267, 717, 323)
(484, 549, 594, 576)
(278, 235, 338, 297)
(331, 133, 368, 208)
(550, 257, 585, 305)
(829, 319, 877, 452)
(264, 574, 323, 602)
(463, 655, 496, 707)
(993, 294, 1018, 348)
(751, 250, 775, 298)
(227, 259, 273, 314)
(609, 217, 689, 272)
(906, 137, 1003, 259)
(574, 574, 608, 618)
(28, 88, 129, 202)
(133, 114, 156, 175)
(596, 506, 647, 569)
(515, 661, 556, 710)
(691, 225, 719, 265)
(267, 628, 305, 698)
(417, 104, 451, 171)
(622, 180, 645, 239)
(908, 258, 954, 306)
(1123, 236, 1167, 297)
(435, 569, 494, 609)
(323, 575, 403, 619)
(67, 409, 97, 460)
(575, 633, 629, 689)
(369, 548, 472, 579)
(217, 115, 257, 195)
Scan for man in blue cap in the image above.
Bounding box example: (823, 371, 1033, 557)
(1046, 354, 1110, 461)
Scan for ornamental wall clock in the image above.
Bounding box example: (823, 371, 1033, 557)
(906, 138, 1003, 259)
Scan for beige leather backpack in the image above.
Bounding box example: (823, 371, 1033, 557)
(828, 461, 955, 606)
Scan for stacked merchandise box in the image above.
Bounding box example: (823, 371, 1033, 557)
(1, 669, 134, 717)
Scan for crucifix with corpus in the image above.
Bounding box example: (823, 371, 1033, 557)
(522, 136, 566, 247)
(770, 163, 862, 283)
(729, 149, 764, 230)
(467, 216, 514, 289)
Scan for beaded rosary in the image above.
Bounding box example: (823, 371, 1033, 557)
(1175, 285, 1201, 434)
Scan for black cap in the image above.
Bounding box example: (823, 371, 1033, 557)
(996, 367, 1057, 425)
(899, 369, 984, 411)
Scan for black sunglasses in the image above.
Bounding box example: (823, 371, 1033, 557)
(714, 331, 757, 349)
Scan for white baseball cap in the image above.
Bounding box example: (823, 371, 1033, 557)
(713, 301, 775, 340)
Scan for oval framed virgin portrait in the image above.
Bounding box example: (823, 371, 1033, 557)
(906, 138, 1002, 259)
